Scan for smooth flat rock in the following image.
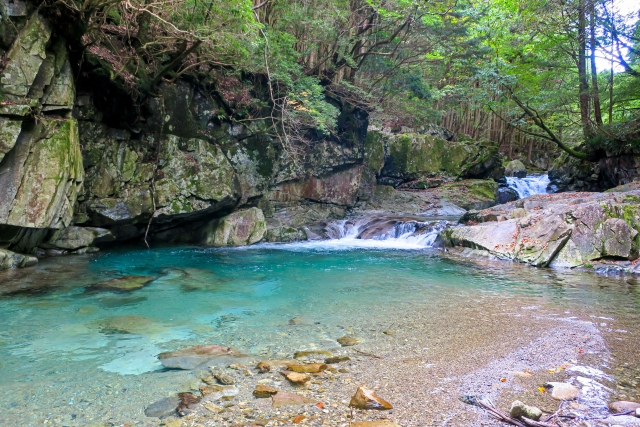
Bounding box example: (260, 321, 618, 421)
(89, 276, 154, 292)
(271, 391, 316, 408)
(144, 396, 179, 418)
(158, 344, 246, 370)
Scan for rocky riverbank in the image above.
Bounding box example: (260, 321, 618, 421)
(437, 181, 640, 275)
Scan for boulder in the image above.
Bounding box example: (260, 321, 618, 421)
(43, 226, 113, 250)
(505, 160, 527, 178)
(349, 386, 393, 410)
(0, 248, 38, 270)
(497, 187, 518, 204)
(89, 276, 154, 292)
(201, 208, 266, 247)
(510, 400, 542, 421)
(158, 344, 246, 370)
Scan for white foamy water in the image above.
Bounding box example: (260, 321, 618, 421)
(506, 174, 551, 198)
(247, 217, 452, 251)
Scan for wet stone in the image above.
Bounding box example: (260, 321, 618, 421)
(294, 350, 332, 359)
(282, 370, 311, 384)
(214, 372, 236, 385)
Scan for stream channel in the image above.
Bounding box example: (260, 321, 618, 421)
(0, 215, 639, 426)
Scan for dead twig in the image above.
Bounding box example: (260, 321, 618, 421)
(353, 349, 383, 359)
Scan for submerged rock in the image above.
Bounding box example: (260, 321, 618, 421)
(89, 275, 154, 292)
(177, 392, 201, 416)
(545, 382, 579, 400)
(271, 391, 316, 408)
(349, 386, 393, 410)
(510, 400, 542, 420)
(337, 336, 359, 346)
(144, 396, 179, 418)
(213, 372, 236, 385)
(253, 384, 278, 398)
(158, 344, 246, 370)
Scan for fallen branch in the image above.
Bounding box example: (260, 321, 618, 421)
(460, 396, 558, 427)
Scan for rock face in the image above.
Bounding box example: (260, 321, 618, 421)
(505, 160, 527, 178)
(368, 131, 504, 187)
(440, 186, 640, 269)
(0, 6, 509, 270)
(201, 208, 266, 247)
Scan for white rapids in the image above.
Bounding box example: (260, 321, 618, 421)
(506, 174, 551, 198)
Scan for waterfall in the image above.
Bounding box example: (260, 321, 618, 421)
(323, 216, 451, 248)
(506, 174, 551, 199)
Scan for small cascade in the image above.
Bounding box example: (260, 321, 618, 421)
(325, 216, 451, 248)
(506, 174, 551, 198)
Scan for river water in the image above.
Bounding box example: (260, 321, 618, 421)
(506, 174, 551, 198)
(0, 224, 639, 426)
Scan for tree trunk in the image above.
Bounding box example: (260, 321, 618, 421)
(589, 1, 603, 126)
(577, 0, 592, 138)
